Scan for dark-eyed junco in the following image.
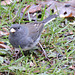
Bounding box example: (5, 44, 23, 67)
(9, 14, 57, 51)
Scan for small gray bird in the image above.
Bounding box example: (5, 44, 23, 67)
(9, 14, 57, 50)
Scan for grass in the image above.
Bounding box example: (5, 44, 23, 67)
(0, 0, 75, 75)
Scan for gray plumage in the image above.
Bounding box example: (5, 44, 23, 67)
(9, 14, 57, 50)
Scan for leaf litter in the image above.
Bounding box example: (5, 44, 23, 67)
(0, 0, 75, 74)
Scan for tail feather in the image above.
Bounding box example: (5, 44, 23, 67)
(42, 14, 57, 25)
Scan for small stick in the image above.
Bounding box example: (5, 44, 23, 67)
(38, 42, 49, 61)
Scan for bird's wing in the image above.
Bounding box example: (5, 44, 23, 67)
(23, 22, 44, 42)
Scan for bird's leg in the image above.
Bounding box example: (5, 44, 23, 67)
(38, 42, 49, 61)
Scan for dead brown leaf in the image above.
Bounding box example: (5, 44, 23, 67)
(46, 1, 64, 16)
(1, 0, 20, 5)
(0, 44, 10, 49)
(0, 41, 7, 44)
(2, 27, 8, 32)
(45, 0, 75, 18)
(22, 4, 42, 14)
(67, 0, 75, 7)
(59, 6, 75, 18)
(33, 70, 40, 73)
(69, 65, 75, 70)
(0, 31, 9, 37)
(1, 0, 11, 5)
(22, 5, 31, 13)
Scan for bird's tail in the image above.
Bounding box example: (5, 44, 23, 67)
(42, 14, 57, 25)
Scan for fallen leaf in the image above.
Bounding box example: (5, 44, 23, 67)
(67, 0, 75, 7)
(0, 31, 9, 37)
(0, 44, 10, 49)
(1, 0, 12, 5)
(33, 70, 40, 73)
(2, 27, 8, 32)
(69, 65, 75, 70)
(0, 41, 7, 45)
(22, 5, 31, 13)
(69, 31, 73, 35)
(22, 4, 42, 14)
(59, 6, 75, 18)
(46, 1, 64, 16)
(45, 0, 75, 18)
(1, 0, 20, 5)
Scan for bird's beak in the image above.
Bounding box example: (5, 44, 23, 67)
(10, 28, 16, 33)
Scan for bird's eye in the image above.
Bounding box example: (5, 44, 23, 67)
(18, 27, 20, 29)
